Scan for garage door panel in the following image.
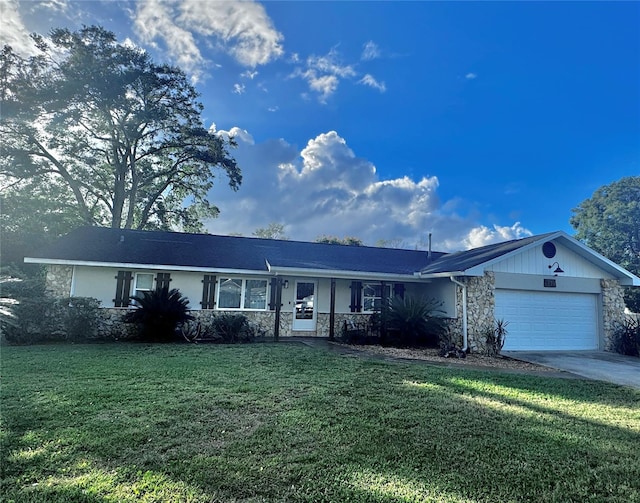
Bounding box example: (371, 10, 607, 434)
(495, 290, 598, 351)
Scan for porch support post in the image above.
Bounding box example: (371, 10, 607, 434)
(329, 278, 336, 340)
(274, 277, 283, 341)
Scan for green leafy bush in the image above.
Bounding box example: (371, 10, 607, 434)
(610, 317, 640, 357)
(382, 296, 447, 347)
(3, 295, 102, 344)
(206, 313, 258, 343)
(124, 288, 193, 342)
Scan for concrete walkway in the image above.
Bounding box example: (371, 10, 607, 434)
(503, 351, 640, 389)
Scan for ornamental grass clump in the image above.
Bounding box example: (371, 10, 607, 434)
(124, 287, 193, 342)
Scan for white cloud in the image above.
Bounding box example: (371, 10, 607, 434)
(465, 72, 477, 80)
(134, 0, 205, 81)
(460, 223, 532, 250)
(233, 83, 246, 95)
(361, 40, 380, 61)
(358, 74, 386, 92)
(134, 0, 283, 81)
(0, 0, 39, 56)
(292, 48, 356, 102)
(241, 70, 258, 79)
(206, 129, 529, 250)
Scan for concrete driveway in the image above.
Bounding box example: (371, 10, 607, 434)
(503, 351, 640, 389)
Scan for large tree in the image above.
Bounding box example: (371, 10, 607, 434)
(570, 176, 640, 311)
(0, 26, 241, 233)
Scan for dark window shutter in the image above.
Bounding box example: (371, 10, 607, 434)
(201, 275, 216, 309)
(156, 272, 171, 291)
(394, 283, 405, 300)
(114, 271, 133, 307)
(349, 281, 362, 312)
(268, 278, 278, 310)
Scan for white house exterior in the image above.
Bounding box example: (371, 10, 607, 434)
(26, 227, 639, 351)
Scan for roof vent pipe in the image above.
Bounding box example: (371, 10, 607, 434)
(119, 235, 125, 243)
(427, 233, 432, 262)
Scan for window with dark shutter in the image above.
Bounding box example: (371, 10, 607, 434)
(156, 272, 171, 291)
(201, 275, 216, 309)
(114, 271, 133, 307)
(349, 281, 362, 312)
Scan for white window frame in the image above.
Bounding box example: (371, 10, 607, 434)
(216, 277, 268, 311)
(134, 273, 154, 298)
(362, 282, 391, 313)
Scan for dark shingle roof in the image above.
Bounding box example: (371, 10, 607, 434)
(28, 227, 564, 277)
(29, 227, 442, 276)
(419, 232, 556, 274)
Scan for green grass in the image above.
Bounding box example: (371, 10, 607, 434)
(1, 343, 639, 503)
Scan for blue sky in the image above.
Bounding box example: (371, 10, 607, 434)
(3, 0, 639, 250)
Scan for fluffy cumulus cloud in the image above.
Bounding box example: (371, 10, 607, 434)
(134, 0, 283, 81)
(459, 223, 532, 250)
(206, 129, 530, 251)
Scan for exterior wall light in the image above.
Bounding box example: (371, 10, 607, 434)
(548, 262, 564, 275)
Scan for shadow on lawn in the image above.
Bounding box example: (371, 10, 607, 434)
(2, 345, 640, 502)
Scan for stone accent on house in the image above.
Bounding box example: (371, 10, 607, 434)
(601, 279, 626, 350)
(45, 265, 74, 297)
(98, 308, 139, 340)
(454, 272, 496, 353)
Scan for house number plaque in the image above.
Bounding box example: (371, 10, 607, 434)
(544, 279, 557, 288)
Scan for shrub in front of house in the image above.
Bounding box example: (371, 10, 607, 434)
(484, 318, 509, 356)
(207, 314, 259, 343)
(2, 295, 103, 344)
(124, 287, 193, 342)
(381, 296, 447, 348)
(610, 317, 640, 357)
(180, 314, 261, 343)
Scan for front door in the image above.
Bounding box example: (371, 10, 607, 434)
(292, 281, 316, 331)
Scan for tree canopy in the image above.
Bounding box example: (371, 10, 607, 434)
(314, 235, 364, 246)
(253, 223, 288, 240)
(570, 176, 640, 311)
(0, 26, 241, 234)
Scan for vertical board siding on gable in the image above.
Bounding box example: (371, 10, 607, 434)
(487, 244, 615, 278)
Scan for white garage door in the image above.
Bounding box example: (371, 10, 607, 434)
(494, 290, 599, 351)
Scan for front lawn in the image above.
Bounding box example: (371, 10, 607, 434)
(1, 343, 639, 502)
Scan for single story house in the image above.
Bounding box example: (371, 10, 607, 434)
(25, 226, 639, 351)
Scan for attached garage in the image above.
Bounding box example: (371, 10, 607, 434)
(495, 290, 599, 351)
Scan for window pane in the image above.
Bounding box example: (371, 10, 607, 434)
(244, 280, 267, 309)
(363, 284, 380, 297)
(219, 278, 241, 308)
(136, 273, 154, 291)
(363, 297, 376, 312)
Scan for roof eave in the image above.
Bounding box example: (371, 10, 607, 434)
(24, 257, 268, 276)
(266, 264, 425, 282)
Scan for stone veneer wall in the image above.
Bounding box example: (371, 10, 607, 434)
(45, 265, 74, 297)
(601, 279, 626, 350)
(96, 308, 375, 340)
(454, 272, 496, 353)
